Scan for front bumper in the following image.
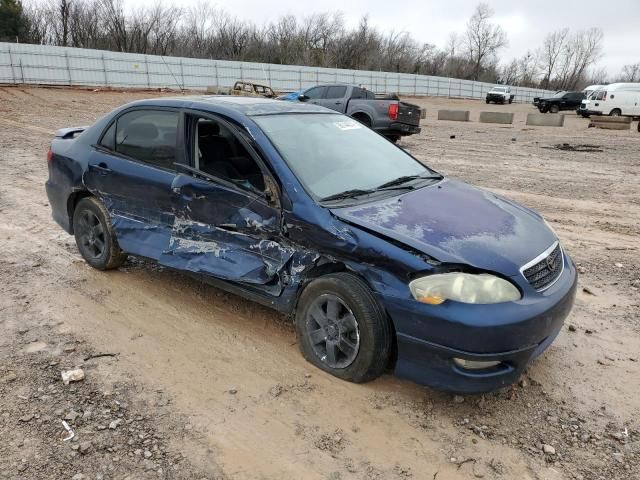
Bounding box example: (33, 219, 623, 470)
(382, 253, 578, 393)
(487, 95, 507, 102)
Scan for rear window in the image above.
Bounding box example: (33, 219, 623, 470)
(114, 110, 179, 170)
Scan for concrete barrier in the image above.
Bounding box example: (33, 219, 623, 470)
(479, 111, 514, 124)
(526, 113, 565, 127)
(589, 115, 632, 130)
(437, 110, 470, 122)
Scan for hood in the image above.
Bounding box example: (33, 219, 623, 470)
(331, 179, 556, 276)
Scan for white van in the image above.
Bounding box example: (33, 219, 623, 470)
(580, 83, 640, 117)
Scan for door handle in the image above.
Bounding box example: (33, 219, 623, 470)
(90, 162, 111, 174)
(335, 101, 342, 105)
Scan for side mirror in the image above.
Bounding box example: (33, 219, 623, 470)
(298, 94, 308, 102)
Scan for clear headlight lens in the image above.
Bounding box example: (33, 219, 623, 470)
(409, 273, 521, 305)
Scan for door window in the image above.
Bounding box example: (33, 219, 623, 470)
(193, 117, 265, 192)
(325, 86, 347, 99)
(304, 86, 326, 99)
(114, 110, 178, 170)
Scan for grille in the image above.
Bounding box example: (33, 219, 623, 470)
(522, 243, 563, 291)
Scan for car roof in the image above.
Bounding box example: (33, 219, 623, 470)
(127, 95, 333, 116)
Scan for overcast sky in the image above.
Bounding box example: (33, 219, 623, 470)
(147, 0, 639, 74)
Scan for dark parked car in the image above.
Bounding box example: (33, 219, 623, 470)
(46, 96, 577, 393)
(288, 84, 423, 142)
(535, 91, 585, 113)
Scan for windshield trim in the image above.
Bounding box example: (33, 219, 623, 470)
(252, 112, 441, 206)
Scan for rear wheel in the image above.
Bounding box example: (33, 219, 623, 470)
(295, 273, 392, 383)
(609, 109, 622, 117)
(549, 104, 560, 114)
(73, 197, 126, 270)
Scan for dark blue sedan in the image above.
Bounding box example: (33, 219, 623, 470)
(45, 96, 577, 393)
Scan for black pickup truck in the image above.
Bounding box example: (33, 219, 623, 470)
(294, 84, 424, 142)
(534, 91, 585, 113)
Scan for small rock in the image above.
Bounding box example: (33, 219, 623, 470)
(109, 419, 122, 430)
(453, 395, 465, 404)
(144, 450, 153, 459)
(615, 263, 623, 268)
(582, 287, 596, 296)
(64, 344, 77, 353)
(72, 474, 86, 480)
(2, 372, 17, 383)
(19, 414, 34, 423)
(519, 378, 528, 388)
(78, 441, 92, 454)
(228, 387, 238, 395)
(542, 444, 556, 455)
(65, 410, 80, 422)
(568, 325, 577, 332)
(61, 368, 85, 385)
(577, 266, 586, 274)
(585, 329, 594, 335)
(17, 463, 28, 472)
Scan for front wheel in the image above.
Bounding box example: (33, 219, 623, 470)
(485, 99, 490, 104)
(295, 273, 392, 383)
(73, 197, 126, 270)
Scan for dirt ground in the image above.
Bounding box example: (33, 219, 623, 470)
(0, 86, 638, 480)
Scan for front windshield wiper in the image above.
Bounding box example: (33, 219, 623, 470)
(376, 172, 443, 189)
(319, 188, 377, 202)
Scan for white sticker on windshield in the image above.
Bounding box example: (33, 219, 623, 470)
(333, 120, 362, 131)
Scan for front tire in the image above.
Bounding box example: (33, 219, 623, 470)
(609, 109, 621, 117)
(295, 273, 392, 383)
(73, 197, 126, 270)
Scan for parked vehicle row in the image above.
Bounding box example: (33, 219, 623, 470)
(45, 95, 577, 394)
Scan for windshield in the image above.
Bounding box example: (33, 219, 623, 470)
(550, 91, 567, 98)
(490, 87, 506, 93)
(253, 114, 434, 200)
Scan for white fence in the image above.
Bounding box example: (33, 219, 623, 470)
(0, 42, 552, 103)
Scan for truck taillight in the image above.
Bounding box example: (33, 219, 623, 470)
(388, 103, 399, 121)
(47, 147, 53, 165)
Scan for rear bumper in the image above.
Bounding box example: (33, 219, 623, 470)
(382, 253, 578, 393)
(45, 180, 72, 233)
(378, 122, 421, 137)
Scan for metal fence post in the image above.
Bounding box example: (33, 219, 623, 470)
(64, 50, 72, 86)
(298, 69, 302, 90)
(214, 62, 219, 87)
(240, 64, 244, 81)
(267, 64, 271, 86)
(144, 55, 150, 88)
(7, 45, 15, 84)
(414, 75, 417, 95)
(101, 53, 108, 86)
(19, 58, 24, 84)
(179, 58, 184, 90)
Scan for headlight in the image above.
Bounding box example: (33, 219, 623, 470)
(409, 273, 521, 305)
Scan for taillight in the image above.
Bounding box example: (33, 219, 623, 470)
(47, 147, 53, 165)
(388, 103, 399, 121)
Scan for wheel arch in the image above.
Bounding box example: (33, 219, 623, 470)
(350, 111, 373, 126)
(67, 189, 95, 234)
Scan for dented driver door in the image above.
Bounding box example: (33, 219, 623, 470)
(159, 173, 293, 289)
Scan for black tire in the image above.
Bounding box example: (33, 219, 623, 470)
(73, 196, 126, 270)
(387, 135, 401, 144)
(609, 109, 621, 117)
(549, 104, 560, 114)
(539, 104, 548, 113)
(295, 272, 392, 383)
(508, 98, 513, 104)
(485, 99, 490, 104)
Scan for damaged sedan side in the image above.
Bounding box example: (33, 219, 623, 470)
(46, 96, 577, 393)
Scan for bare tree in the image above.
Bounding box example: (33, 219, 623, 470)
(464, 3, 508, 80)
(538, 29, 568, 89)
(618, 62, 640, 82)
